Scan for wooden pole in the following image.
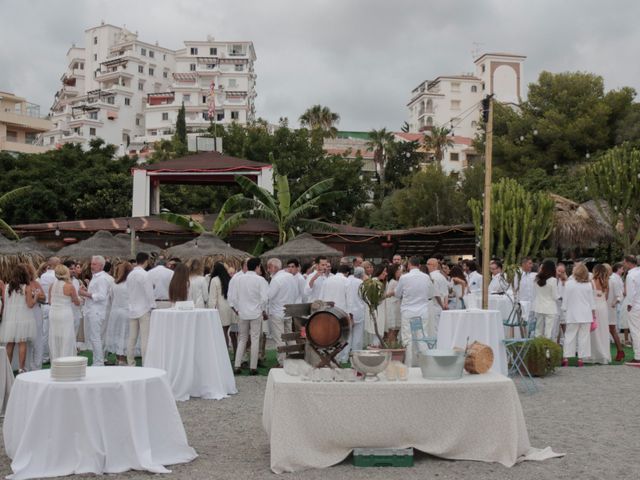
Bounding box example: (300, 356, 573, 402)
(482, 96, 493, 309)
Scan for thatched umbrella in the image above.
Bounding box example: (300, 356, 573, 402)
(0, 236, 54, 281)
(57, 230, 159, 261)
(166, 232, 249, 270)
(551, 194, 614, 249)
(260, 233, 342, 266)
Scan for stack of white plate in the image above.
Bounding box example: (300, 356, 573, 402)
(50, 356, 88, 381)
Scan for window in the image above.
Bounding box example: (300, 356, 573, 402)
(217, 111, 225, 121)
(451, 82, 460, 92)
(94, 54, 97, 61)
(426, 116, 433, 126)
(107, 96, 115, 104)
(471, 85, 477, 93)
(450, 153, 459, 161)
(49, 136, 55, 145)
(138, 65, 144, 73)
(138, 82, 144, 91)
(162, 112, 169, 121)
(210, 47, 217, 55)
(481, 64, 486, 73)
(149, 50, 154, 58)
(88, 111, 98, 120)
(202, 111, 209, 120)
(228, 79, 237, 88)
(190, 47, 198, 55)
(235, 64, 243, 72)
(231, 111, 239, 120)
(151, 130, 157, 136)
(93, 36, 98, 45)
(471, 120, 477, 128)
(206, 63, 215, 69)
(202, 95, 207, 104)
(230, 44, 243, 55)
(80, 63, 84, 70)
(190, 64, 196, 71)
(163, 54, 166, 60)
(89, 127, 96, 136)
(163, 71, 168, 78)
(183, 94, 191, 102)
(6, 130, 17, 141)
(141, 47, 147, 56)
(148, 68, 154, 76)
(482, 82, 485, 91)
(135, 117, 140, 126)
(124, 98, 130, 106)
(451, 100, 460, 110)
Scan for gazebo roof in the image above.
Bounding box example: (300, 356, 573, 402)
(166, 232, 249, 267)
(140, 151, 270, 174)
(57, 230, 160, 260)
(260, 233, 343, 264)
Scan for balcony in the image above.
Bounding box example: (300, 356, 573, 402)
(96, 69, 133, 83)
(0, 136, 51, 154)
(147, 92, 175, 106)
(0, 110, 52, 132)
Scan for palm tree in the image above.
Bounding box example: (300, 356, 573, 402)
(424, 125, 454, 167)
(365, 128, 395, 184)
(0, 187, 30, 240)
(299, 105, 340, 137)
(161, 175, 340, 245)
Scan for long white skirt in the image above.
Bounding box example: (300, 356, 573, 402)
(48, 305, 76, 361)
(588, 298, 611, 364)
(105, 306, 140, 356)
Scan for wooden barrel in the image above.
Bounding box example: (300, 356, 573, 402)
(306, 307, 350, 348)
(464, 341, 494, 374)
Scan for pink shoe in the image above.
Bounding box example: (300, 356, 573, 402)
(561, 358, 568, 367)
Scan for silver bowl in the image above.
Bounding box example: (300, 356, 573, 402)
(418, 349, 465, 380)
(350, 350, 391, 381)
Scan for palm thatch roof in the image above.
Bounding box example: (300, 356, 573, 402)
(551, 194, 614, 249)
(0, 236, 54, 281)
(165, 232, 249, 270)
(57, 230, 160, 261)
(260, 233, 342, 266)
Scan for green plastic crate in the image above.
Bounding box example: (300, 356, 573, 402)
(353, 448, 414, 467)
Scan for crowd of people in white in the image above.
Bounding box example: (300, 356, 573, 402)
(0, 249, 639, 374)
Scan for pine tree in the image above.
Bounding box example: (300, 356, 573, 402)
(173, 102, 187, 155)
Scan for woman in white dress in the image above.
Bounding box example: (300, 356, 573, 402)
(449, 265, 468, 310)
(208, 262, 235, 352)
(561, 264, 595, 367)
(0, 264, 37, 372)
(105, 262, 134, 365)
(384, 264, 402, 343)
(533, 260, 558, 339)
(187, 258, 208, 308)
(588, 264, 611, 364)
(48, 265, 81, 361)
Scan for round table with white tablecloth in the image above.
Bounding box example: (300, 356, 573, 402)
(488, 295, 531, 339)
(0, 346, 14, 412)
(3, 367, 197, 480)
(437, 309, 508, 375)
(144, 308, 237, 401)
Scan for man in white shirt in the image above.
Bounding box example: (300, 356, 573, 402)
(286, 258, 307, 304)
(395, 256, 434, 366)
(321, 264, 350, 311)
(304, 256, 332, 302)
(232, 257, 268, 375)
(37, 256, 60, 367)
(514, 257, 536, 335)
(78, 255, 112, 366)
(463, 259, 483, 308)
(427, 258, 448, 336)
(608, 262, 626, 361)
(267, 258, 298, 366)
(339, 266, 366, 363)
(488, 259, 508, 294)
(623, 255, 640, 365)
(147, 260, 174, 307)
(126, 252, 156, 366)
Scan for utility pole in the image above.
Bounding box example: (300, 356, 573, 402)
(481, 95, 494, 309)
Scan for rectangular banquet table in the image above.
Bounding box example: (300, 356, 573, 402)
(437, 309, 508, 376)
(263, 368, 558, 473)
(3, 367, 197, 480)
(144, 308, 237, 401)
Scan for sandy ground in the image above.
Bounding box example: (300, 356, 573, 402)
(1, 365, 639, 480)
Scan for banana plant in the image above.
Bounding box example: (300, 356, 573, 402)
(0, 186, 30, 240)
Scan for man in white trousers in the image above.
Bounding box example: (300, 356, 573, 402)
(340, 266, 366, 363)
(623, 255, 640, 366)
(37, 256, 60, 367)
(266, 258, 297, 367)
(127, 252, 156, 366)
(78, 256, 112, 366)
(427, 258, 448, 336)
(395, 256, 434, 367)
(230, 257, 268, 375)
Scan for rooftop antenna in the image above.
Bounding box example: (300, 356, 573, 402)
(471, 41, 484, 60)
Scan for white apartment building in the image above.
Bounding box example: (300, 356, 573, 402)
(44, 23, 256, 156)
(407, 52, 525, 155)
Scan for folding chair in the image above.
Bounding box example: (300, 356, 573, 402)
(503, 301, 537, 393)
(410, 317, 437, 356)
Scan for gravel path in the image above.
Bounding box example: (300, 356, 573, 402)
(1, 366, 638, 479)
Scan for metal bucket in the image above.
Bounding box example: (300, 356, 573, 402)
(418, 349, 465, 380)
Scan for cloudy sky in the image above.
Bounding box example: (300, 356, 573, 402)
(1, 0, 638, 130)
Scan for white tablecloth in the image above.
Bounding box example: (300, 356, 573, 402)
(437, 309, 508, 376)
(263, 369, 560, 473)
(0, 346, 14, 412)
(489, 295, 531, 339)
(144, 308, 237, 401)
(3, 367, 197, 480)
